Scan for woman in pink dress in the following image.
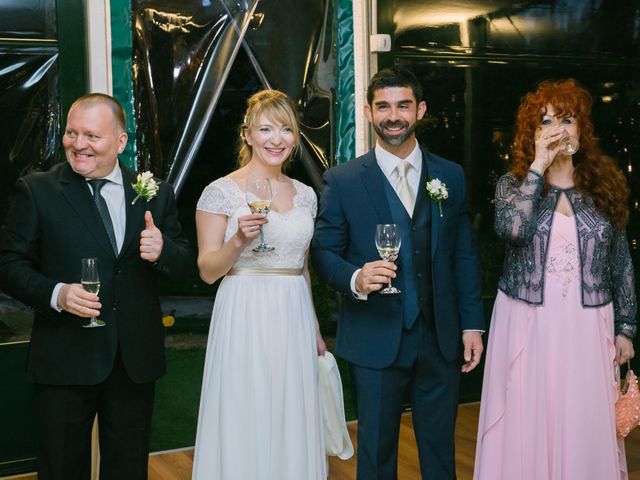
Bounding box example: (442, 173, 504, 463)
(474, 79, 636, 480)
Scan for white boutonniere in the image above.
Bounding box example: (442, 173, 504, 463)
(131, 171, 160, 205)
(425, 178, 448, 217)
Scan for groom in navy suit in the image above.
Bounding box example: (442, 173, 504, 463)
(312, 67, 484, 479)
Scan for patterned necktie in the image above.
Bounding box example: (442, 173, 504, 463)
(395, 160, 415, 215)
(88, 179, 118, 254)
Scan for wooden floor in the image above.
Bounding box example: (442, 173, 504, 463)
(6, 402, 640, 479)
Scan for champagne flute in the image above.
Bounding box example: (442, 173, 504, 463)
(375, 224, 401, 294)
(246, 178, 275, 253)
(81, 258, 105, 328)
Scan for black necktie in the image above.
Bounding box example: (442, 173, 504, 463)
(88, 179, 118, 254)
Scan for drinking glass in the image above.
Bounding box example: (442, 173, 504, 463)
(375, 224, 401, 294)
(246, 178, 275, 253)
(81, 258, 105, 328)
(560, 129, 579, 155)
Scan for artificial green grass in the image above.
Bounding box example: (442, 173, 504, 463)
(150, 347, 205, 451)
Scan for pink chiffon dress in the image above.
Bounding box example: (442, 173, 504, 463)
(474, 212, 628, 480)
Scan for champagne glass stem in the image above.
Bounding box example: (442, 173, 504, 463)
(259, 225, 266, 246)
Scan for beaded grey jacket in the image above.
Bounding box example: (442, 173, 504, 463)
(495, 169, 637, 340)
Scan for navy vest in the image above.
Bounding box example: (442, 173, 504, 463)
(381, 156, 434, 329)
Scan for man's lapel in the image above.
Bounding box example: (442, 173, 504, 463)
(360, 151, 393, 223)
(59, 164, 115, 256)
(412, 150, 430, 222)
(119, 164, 146, 258)
(424, 151, 443, 259)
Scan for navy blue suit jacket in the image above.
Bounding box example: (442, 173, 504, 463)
(311, 148, 484, 369)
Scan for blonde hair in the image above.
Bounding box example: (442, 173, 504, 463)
(237, 89, 300, 169)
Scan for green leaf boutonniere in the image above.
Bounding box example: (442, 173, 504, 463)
(425, 178, 448, 217)
(131, 171, 160, 205)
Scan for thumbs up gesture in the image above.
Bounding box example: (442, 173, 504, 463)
(140, 210, 163, 262)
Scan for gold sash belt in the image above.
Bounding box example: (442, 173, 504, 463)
(226, 267, 303, 276)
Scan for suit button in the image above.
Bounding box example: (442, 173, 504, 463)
(112, 303, 117, 311)
(114, 268, 121, 274)
(414, 250, 420, 255)
(417, 273, 423, 278)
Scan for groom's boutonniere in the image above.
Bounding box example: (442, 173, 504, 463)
(131, 171, 160, 205)
(426, 178, 448, 217)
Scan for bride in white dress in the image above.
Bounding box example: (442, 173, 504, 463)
(191, 89, 327, 480)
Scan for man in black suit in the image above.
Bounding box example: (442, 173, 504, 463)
(0, 93, 194, 480)
(312, 68, 484, 479)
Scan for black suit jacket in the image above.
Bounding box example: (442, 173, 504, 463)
(0, 161, 194, 385)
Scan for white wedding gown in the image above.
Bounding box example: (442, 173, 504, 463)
(192, 177, 326, 480)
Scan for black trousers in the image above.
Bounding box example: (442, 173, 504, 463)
(33, 351, 155, 480)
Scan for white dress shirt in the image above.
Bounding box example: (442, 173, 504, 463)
(375, 141, 422, 201)
(92, 164, 127, 252)
(349, 141, 422, 299)
(50, 163, 127, 311)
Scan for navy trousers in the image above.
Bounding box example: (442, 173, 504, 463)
(352, 314, 460, 480)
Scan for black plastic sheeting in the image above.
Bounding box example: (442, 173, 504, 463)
(132, 0, 335, 196)
(0, 49, 60, 221)
(0, 0, 56, 39)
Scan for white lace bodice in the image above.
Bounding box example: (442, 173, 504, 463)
(196, 177, 317, 270)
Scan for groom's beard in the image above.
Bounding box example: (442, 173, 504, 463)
(372, 119, 416, 146)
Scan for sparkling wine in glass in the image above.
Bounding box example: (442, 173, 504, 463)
(375, 224, 401, 295)
(560, 129, 579, 155)
(81, 257, 105, 328)
(246, 178, 275, 253)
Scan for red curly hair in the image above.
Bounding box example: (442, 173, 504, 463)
(510, 78, 629, 229)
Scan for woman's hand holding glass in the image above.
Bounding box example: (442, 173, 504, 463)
(246, 178, 275, 252)
(532, 126, 568, 174)
(236, 212, 268, 246)
(532, 120, 579, 175)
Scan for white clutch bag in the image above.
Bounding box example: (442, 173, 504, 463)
(318, 351, 354, 459)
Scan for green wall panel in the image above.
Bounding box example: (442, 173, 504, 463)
(56, 0, 88, 120)
(111, 0, 137, 169)
(335, 0, 355, 164)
